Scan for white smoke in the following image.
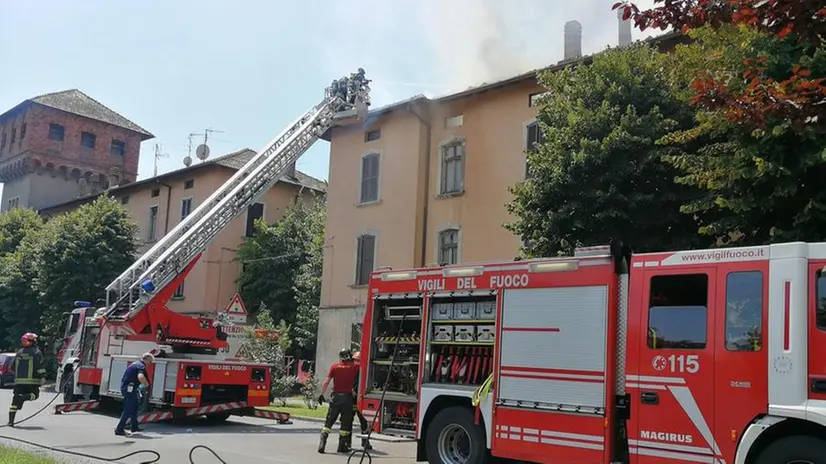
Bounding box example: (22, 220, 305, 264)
(320, 0, 658, 104)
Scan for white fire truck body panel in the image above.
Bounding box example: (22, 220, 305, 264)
(360, 241, 826, 464)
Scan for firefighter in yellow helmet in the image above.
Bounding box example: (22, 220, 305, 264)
(351, 351, 372, 450)
(8, 333, 46, 427)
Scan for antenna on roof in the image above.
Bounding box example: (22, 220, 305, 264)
(153, 143, 169, 177)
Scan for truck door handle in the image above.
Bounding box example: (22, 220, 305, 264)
(811, 378, 826, 393)
(641, 392, 659, 405)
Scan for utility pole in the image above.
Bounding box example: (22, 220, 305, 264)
(153, 143, 169, 177)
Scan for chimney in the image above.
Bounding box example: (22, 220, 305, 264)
(564, 20, 582, 61)
(618, 9, 632, 47)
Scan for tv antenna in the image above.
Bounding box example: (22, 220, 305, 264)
(153, 143, 169, 177)
(189, 128, 224, 163)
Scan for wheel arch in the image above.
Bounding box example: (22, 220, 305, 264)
(416, 394, 489, 462)
(741, 416, 826, 464)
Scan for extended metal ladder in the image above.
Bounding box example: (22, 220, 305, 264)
(105, 70, 371, 321)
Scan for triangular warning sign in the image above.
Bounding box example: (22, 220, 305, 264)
(235, 344, 250, 359)
(225, 293, 248, 315)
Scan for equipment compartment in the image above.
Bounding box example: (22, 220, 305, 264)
(455, 325, 476, 342)
(431, 303, 454, 320)
(424, 294, 498, 387)
(477, 325, 495, 342)
(432, 325, 454, 342)
(476, 300, 496, 319)
(454, 302, 477, 320)
(364, 296, 423, 434)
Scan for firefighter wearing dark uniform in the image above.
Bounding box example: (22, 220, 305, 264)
(115, 352, 154, 436)
(351, 351, 372, 450)
(317, 348, 359, 453)
(8, 333, 46, 427)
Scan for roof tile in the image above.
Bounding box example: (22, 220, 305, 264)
(28, 89, 153, 138)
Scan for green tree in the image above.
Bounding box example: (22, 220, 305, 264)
(237, 195, 326, 346)
(34, 196, 139, 338)
(291, 197, 325, 358)
(240, 305, 296, 406)
(0, 209, 44, 349)
(507, 44, 704, 257)
(0, 240, 43, 350)
(661, 25, 826, 244)
(0, 208, 43, 256)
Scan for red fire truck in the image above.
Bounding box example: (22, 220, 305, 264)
(52, 69, 372, 425)
(357, 241, 826, 464)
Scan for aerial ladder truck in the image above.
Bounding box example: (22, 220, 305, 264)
(52, 69, 371, 425)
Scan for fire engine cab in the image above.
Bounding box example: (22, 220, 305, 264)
(357, 241, 826, 464)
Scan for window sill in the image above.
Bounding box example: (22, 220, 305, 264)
(436, 190, 465, 199)
(356, 199, 382, 208)
(349, 284, 369, 289)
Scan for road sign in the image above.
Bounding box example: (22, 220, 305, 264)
(224, 293, 248, 323)
(234, 344, 250, 359)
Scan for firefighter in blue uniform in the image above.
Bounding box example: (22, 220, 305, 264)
(114, 352, 154, 436)
(7, 333, 47, 427)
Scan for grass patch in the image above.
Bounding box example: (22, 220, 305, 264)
(0, 445, 60, 464)
(262, 402, 329, 419)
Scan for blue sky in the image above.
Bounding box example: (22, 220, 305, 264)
(0, 0, 656, 199)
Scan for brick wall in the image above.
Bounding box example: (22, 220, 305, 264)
(0, 103, 142, 184)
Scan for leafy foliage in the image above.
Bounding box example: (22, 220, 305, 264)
(34, 196, 139, 338)
(661, 25, 826, 243)
(506, 44, 704, 257)
(301, 371, 321, 410)
(0, 208, 43, 256)
(0, 196, 138, 350)
(237, 195, 326, 355)
(615, 1, 826, 132)
(0, 209, 44, 349)
(240, 305, 297, 406)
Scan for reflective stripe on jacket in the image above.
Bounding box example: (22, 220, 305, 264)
(14, 346, 46, 385)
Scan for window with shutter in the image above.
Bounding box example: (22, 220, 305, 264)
(355, 234, 376, 285)
(525, 121, 545, 179)
(246, 202, 265, 237)
(360, 154, 380, 203)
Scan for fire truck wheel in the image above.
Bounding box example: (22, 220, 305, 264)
(755, 435, 826, 464)
(425, 406, 490, 464)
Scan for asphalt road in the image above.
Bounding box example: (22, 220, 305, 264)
(0, 387, 418, 464)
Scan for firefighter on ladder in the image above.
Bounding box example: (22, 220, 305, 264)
(8, 333, 46, 427)
(317, 348, 359, 453)
(351, 351, 372, 450)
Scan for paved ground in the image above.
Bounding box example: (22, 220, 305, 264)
(0, 387, 417, 464)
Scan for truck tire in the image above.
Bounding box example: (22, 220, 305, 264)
(755, 435, 826, 464)
(425, 406, 490, 464)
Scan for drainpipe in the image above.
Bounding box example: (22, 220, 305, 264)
(406, 101, 432, 267)
(160, 181, 172, 235)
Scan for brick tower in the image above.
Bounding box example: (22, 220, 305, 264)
(0, 89, 153, 212)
